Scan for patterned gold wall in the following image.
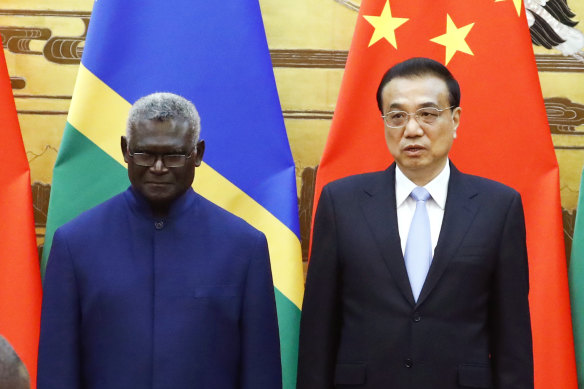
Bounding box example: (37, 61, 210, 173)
(2, 0, 584, 255)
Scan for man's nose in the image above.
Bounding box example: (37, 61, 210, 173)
(150, 156, 168, 173)
(403, 115, 424, 137)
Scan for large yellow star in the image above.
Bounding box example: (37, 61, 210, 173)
(430, 14, 475, 65)
(363, 0, 409, 49)
(495, 0, 523, 17)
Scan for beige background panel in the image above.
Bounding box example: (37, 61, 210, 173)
(556, 147, 584, 209)
(0, 15, 86, 36)
(7, 53, 79, 95)
(14, 96, 70, 112)
(1, 1, 92, 11)
(275, 67, 344, 111)
(286, 119, 332, 190)
(260, 0, 356, 49)
(541, 64, 584, 211)
(539, 73, 584, 103)
(555, 131, 584, 210)
(19, 114, 64, 184)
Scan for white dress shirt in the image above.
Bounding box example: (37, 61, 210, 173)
(395, 161, 450, 257)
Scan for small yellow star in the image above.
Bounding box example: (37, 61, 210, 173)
(495, 0, 523, 17)
(430, 14, 475, 65)
(363, 0, 409, 49)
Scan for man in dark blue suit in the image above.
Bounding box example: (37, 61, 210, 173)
(297, 58, 533, 388)
(38, 92, 282, 389)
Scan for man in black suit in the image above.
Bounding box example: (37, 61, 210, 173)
(297, 57, 533, 388)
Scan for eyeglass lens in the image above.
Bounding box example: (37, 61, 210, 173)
(384, 107, 443, 127)
(132, 153, 189, 167)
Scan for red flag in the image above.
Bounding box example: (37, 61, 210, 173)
(0, 46, 42, 387)
(313, 1, 576, 388)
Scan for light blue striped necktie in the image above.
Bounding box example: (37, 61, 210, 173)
(404, 187, 432, 302)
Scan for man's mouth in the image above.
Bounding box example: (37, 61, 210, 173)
(145, 181, 172, 186)
(403, 145, 425, 154)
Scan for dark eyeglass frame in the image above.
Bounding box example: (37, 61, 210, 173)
(127, 150, 194, 168)
(381, 106, 455, 128)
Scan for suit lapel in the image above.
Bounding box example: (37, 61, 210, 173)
(360, 164, 416, 305)
(416, 163, 479, 306)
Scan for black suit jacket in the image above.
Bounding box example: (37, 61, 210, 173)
(297, 163, 533, 389)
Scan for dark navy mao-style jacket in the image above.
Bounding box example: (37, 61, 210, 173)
(38, 187, 282, 389)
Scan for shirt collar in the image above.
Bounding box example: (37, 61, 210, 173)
(395, 160, 450, 209)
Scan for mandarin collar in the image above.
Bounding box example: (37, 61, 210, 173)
(124, 186, 197, 220)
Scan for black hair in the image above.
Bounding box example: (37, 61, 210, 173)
(376, 57, 460, 112)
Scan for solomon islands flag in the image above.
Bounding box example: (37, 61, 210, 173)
(42, 1, 304, 388)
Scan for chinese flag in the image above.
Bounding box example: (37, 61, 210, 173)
(0, 46, 42, 387)
(313, 1, 576, 388)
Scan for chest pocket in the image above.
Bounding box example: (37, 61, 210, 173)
(453, 246, 492, 268)
(190, 285, 240, 324)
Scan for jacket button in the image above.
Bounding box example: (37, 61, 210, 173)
(404, 359, 414, 368)
(154, 221, 164, 230)
(412, 312, 421, 322)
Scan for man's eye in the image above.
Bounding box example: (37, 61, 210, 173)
(390, 112, 406, 119)
(419, 110, 438, 118)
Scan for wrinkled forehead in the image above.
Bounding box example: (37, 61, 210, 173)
(134, 117, 192, 135)
(381, 75, 450, 109)
(130, 118, 195, 149)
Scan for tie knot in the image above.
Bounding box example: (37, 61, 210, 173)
(411, 187, 430, 202)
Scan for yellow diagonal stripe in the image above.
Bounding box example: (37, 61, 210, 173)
(68, 64, 304, 309)
(67, 65, 132, 161)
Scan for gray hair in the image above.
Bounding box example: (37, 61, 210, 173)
(126, 92, 201, 149)
(0, 336, 30, 389)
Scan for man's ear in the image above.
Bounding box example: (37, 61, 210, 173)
(452, 106, 461, 139)
(121, 136, 130, 163)
(194, 140, 205, 167)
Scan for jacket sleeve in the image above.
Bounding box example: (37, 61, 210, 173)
(489, 192, 534, 388)
(240, 232, 282, 389)
(37, 228, 82, 389)
(297, 186, 341, 389)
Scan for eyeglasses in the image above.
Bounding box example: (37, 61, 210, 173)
(381, 106, 455, 128)
(128, 151, 194, 167)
